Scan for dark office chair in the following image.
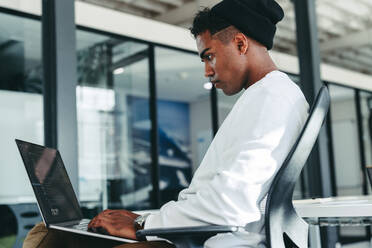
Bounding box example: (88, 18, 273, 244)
(8, 203, 42, 248)
(137, 86, 330, 248)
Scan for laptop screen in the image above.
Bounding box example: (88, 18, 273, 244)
(16, 140, 83, 225)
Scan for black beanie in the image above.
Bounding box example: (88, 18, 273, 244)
(211, 0, 284, 50)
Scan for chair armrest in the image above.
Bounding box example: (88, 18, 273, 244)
(136, 225, 240, 239)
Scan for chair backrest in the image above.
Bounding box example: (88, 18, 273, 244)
(264, 86, 330, 248)
(9, 203, 42, 248)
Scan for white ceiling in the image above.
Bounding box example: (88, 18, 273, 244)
(77, 0, 372, 77)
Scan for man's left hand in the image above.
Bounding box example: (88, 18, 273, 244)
(88, 209, 140, 240)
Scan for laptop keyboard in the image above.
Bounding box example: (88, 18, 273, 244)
(72, 219, 90, 231)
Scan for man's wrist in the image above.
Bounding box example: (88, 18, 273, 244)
(134, 213, 150, 241)
(134, 213, 150, 231)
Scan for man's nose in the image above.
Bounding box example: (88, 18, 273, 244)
(204, 63, 214, 78)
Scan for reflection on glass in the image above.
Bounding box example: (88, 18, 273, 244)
(155, 47, 211, 204)
(76, 30, 152, 210)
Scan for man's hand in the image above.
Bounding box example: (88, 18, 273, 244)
(88, 209, 140, 240)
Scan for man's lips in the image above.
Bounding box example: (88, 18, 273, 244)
(211, 80, 221, 88)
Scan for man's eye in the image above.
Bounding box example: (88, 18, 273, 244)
(205, 54, 212, 60)
(201, 54, 213, 62)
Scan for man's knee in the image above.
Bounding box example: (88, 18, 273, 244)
(23, 222, 69, 248)
(23, 222, 49, 248)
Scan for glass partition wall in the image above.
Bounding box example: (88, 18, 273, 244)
(76, 32, 213, 210)
(76, 30, 154, 210)
(0, 10, 43, 247)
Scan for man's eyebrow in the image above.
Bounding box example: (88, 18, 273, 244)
(199, 48, 210, 60)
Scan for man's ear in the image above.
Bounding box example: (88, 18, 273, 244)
(234, 33, 249, 55)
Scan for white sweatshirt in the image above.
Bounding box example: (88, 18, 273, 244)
(145, 71, 309, 247)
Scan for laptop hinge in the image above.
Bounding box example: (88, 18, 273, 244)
(53, 219, 82, 227)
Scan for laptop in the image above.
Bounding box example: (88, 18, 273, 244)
(15, 139, 136, 243)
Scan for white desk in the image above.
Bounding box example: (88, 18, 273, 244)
(294, 195, 372, 218)
(294, 195, 372, 247)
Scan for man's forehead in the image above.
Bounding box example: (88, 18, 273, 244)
(196, 31, 213, 52)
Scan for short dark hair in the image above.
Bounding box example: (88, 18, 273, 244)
(190, 7, 231, 38)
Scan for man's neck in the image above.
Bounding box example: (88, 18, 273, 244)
(245, 64, 278, 89)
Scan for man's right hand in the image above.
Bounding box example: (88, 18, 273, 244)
(88, 209, 140, 240)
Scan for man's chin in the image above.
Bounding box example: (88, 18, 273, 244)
(222, 88, 240, 96)
(223, 91, 233, 96)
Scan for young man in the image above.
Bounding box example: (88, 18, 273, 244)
(24, 0, 309, 247)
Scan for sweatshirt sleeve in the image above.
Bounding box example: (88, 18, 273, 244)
(144, 86, 308, 230)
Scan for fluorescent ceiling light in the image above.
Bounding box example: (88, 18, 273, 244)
(203, 82, 213, 90)
(113, 67, 124, 75)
